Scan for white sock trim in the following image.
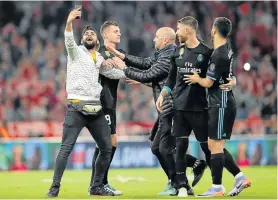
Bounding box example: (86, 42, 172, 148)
(212, 184, 222, 189)
(235, 172, 244, 180)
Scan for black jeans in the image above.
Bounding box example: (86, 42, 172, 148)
(52, 104, 112, 187)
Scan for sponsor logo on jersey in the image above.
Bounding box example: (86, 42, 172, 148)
(105, 51, 111, 57)
(178, 48, 184, 59)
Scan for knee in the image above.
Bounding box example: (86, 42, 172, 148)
(207, 140, 213, 151)
(99, 144, 112, 152)
(98, 135, 113, 151)
(208, 139, 224, 153)
(151, 147, 159, 156)
(98, 139, 113, 154)
(175, 136, 189, 155)
(59, 143, 74, 158)
(98, 146, 112, 159)
(151, 144, 159, 156)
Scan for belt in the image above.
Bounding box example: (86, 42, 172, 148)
(68, 99, 102, 116)
(68, 99, 82, 103)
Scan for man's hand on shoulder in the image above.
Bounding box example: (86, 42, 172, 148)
(106, 44, 126, 60)
(102, 58, 118, 68)
(112, 57, 127, 70)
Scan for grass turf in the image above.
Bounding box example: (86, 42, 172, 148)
(0, 166, 276, 199)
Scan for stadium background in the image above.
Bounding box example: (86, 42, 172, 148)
(0, 1, 276, 172)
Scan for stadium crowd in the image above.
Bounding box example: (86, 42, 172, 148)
(0, 1, 276, 137)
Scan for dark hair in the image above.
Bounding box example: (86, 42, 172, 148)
(82, 26, 97, 36)
(177, 16, 198, 31)
(100, 21, 119, 34)
(213, 17, 232, 38)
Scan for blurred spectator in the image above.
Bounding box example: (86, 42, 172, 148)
(127, 30, 146, 57)
(249, 143, 264, 165)
(236, 142, 250, 167)
(9, 145, 27, 171)
(31, 146, 42, 170)
(0, 120, 10, 138)
(236, 102, 249, 120)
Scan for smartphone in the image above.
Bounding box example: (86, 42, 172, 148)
(74, 5, 82, 19)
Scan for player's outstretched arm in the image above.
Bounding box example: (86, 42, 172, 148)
(123, 54, 154, 70)
(123, 55, 169, 83)
(100, 58, 126, 79)
(106, 44, 154, 70)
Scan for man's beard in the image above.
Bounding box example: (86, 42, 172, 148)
(84, 41, 96, 50)
(179, 36, 186, 44)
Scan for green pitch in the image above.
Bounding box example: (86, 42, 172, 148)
(0, 166, 276, 199)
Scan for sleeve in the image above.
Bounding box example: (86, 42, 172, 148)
(231, 72, 236, 78)
(124, 56, 170, 83)
(123, 54, 154, 70)
(64, 31, 79, 60)
(164, 55, 177, 92)
(99, 64, 126, 79)
(230, 56, 236, 78)
(206, 55, 223, 81)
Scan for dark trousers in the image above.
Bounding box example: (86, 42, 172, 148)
(52, 104, 112, 187)
(151, 114, 176, 184)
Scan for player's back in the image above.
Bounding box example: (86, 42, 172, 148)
(207, 43, 236, 108)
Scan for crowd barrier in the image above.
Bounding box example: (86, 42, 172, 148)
(0, 136, 276, 171)
(2, 118, 276, 138)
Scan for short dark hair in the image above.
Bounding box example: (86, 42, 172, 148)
(213, 17, 232, 38)
(100, 21, 119, 34)
(177, 16, 198, 31)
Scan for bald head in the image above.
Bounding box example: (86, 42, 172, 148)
(154, 27, 176, 50)
(157, 27, 176, 41)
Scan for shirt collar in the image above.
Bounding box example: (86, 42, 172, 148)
(154, 44, 177, 58)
